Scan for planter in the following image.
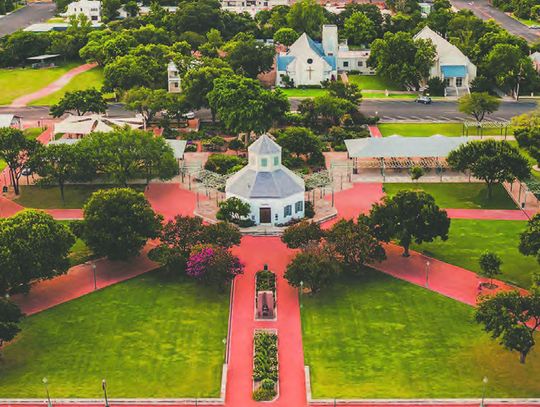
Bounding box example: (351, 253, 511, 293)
(252, 329, 279, 402)
(255, 267, 277, 321)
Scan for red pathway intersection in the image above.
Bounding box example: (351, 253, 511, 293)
(1, 146, 539, 405)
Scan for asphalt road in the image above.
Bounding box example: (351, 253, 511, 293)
(450, 0, 540, 43)
(0, 2, 57, 37)
(1, 99, 537, 122)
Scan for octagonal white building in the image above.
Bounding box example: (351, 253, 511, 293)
(225, 134, 305, 225)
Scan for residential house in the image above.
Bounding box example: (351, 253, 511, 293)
(414, 26, 477, 96)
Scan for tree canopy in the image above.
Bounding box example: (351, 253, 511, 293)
(458, 92, 501, 122)
(519, 214, 540, 265)
(369, 190, 450, 256)
(208, 75, 289, 135)
(0, 210, 75, 294)
(447, 140, 530, 198)
(80, 188, 163, 260)
(50, 89, 107, 118)
(368, 31, 436, 90)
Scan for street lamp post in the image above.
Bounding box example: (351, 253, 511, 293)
(42, 377, 52, 407)
(102, 379, 110, 407)
(300, 281, 304, 309)
(92, 263, 97, 290)
(425, 260, 430, 288)
(481, 376, 488, 407)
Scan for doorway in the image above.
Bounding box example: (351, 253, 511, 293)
(259, 207, 271, 224)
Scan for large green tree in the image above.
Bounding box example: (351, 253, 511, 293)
(0, 210, 75, 294)
(50, 89, 107, 118)
(31, 143, 95, 202)
(208, 75, 289, 136)
(0, 127, 40, 195)
(182, 64, 234, 121)
(284, 243, 341, 294)
(281, 220, 325, 249)
(369, 190, 450, 256)
(273, 27, 300, 46)
(326, 216, 386, 270)
(80, 188, 163, 260)
(447, 140, 530, 199)
(77, 128, 178, 186)
(476, 290, 540, 364)
(458, 92, 501, 122)
(123, 87, 169, 123)
(368, 31, 436, 90)
(514, 126, 540, 168)
(343, 12, 378, 45)
(286, 0, 326, 39)
(224, 33, 275, 78)
(275, 127, 321, 159)
(519, 214, 540, 265)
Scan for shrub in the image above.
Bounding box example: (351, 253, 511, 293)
(426, 77, 445, 96)
(256, 269, 276, 292)
(184, 144, 198, 152)
(186, 244, 244, 289)
(253, 387, 276, 401)
(305, 201, 315, 218)
(260, 378, 276, 391)
(217, 197, 252, 224)
(205, 154, 246, 174)
(252, 331, 278, 390)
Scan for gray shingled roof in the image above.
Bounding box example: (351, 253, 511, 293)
(248, 134, 281, 155)
(226, 167, 304, 199)
(345, 135, 471, 158)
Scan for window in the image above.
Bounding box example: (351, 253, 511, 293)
(444, 78, 451, 87)
(307, 58, 313, 64)
(284, 205, 292, 217)
(456, 77, 463, 87)
(273, 156, 279, 166)
(343, 61, 349, 67)
(357, 61, 363, 67)
(261, 158, 268, 167)
(295, 201, 303, 213)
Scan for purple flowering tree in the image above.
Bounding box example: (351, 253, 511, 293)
(186, 244, 244, 290)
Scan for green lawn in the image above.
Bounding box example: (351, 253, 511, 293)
(383, 183, 517, 209)
(57, 221, 95, 267)
(378, 123, 514, 137)
(30, 66, 107, 106)
(411, 219, 540, 288)
(0, 270, 229, 397)
(511, 14, 539, 26)
(281, 88, 328, 98)
(14, 184, 145, 209)
(302, 270, 540, 399)
(348, 74, 403, 91)
(0, 63, 79, 106)
(0, 159, 6, 171)
(23, 127, 43, 140)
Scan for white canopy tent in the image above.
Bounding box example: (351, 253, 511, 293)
(53, 114, 145, 137)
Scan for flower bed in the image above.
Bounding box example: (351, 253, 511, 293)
(252, 330, 279, 401)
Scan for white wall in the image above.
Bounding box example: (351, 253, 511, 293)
(229, 192, 305, 225)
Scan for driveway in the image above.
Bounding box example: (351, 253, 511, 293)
(450, 0, 540, 42)
(0, 2, 57, 37)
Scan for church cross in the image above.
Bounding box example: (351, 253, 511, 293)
(306, 66, 314, 80)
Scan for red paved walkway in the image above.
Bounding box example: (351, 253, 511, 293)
(368, 125, 383, 138)
(227, 236, 306, 407)
(145, 182, 206, 221)
(373, 243, 527, 307)
(11, 244, 158, 315)
(10, 63, 98, 107)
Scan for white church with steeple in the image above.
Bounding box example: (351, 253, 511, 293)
(225, 134, 305, 225)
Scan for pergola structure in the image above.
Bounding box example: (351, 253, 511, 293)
(462, 120, 510, 137)
(344, 135, 471, 177)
